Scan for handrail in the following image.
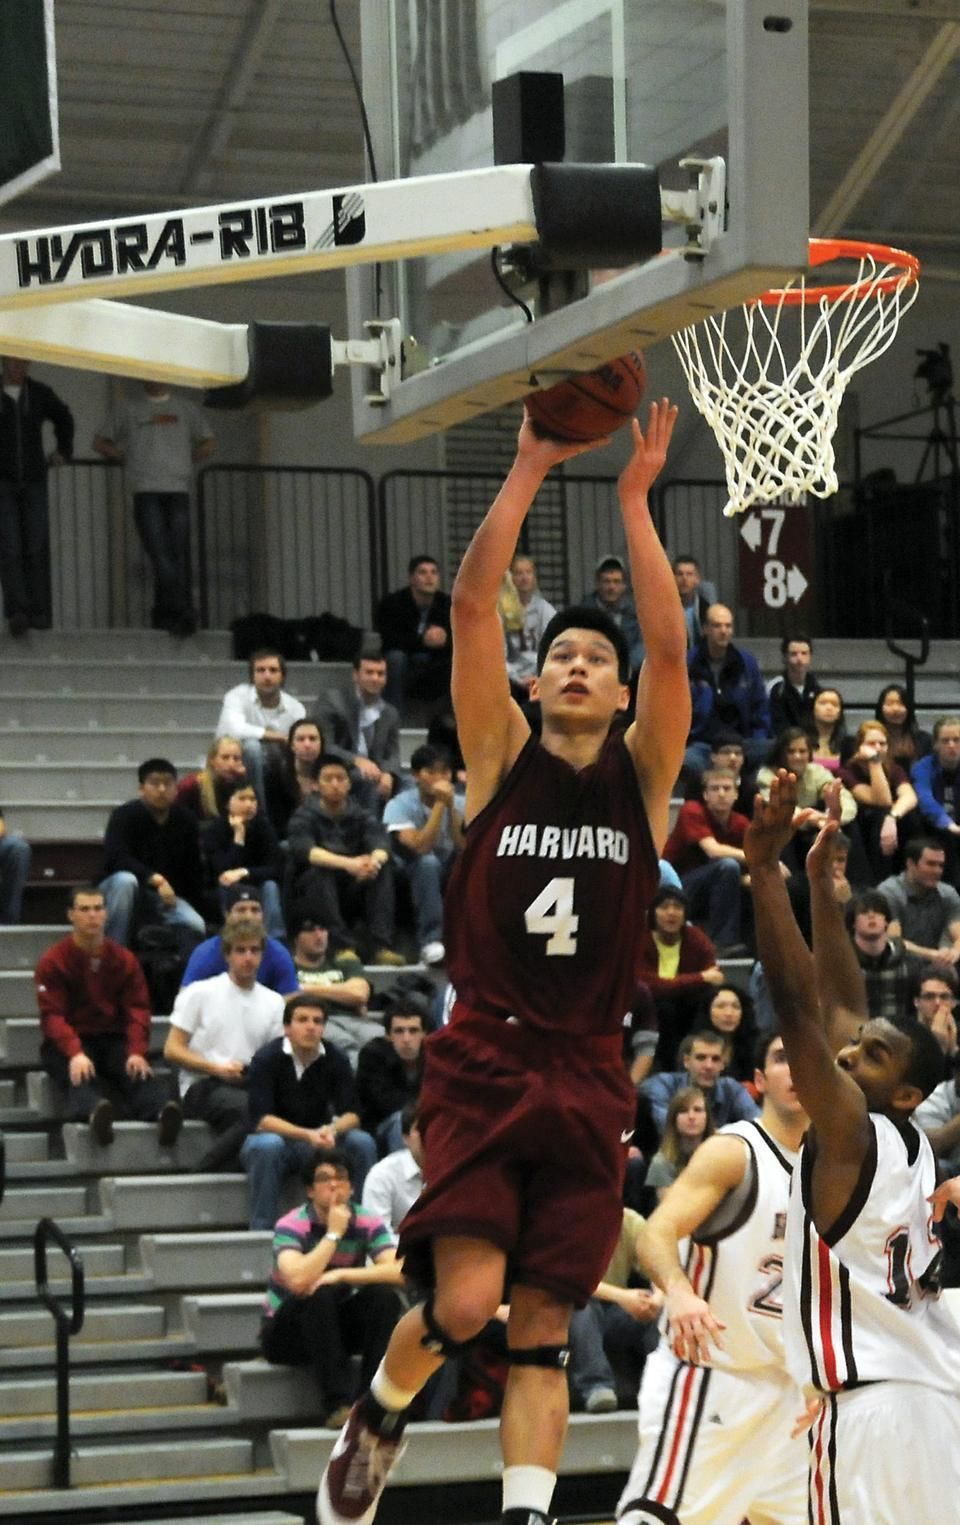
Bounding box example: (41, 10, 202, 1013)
(882, 574, 931, 716)
(0, 1128, 5, 1205)
(33, 1218, 85, 1489)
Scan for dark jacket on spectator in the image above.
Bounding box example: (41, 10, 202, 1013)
(355, 1034, 424, 1133)
(768, 672, 821, 734)
(287, 797, 389, 874)
(247, 1033, 357, 1130)
(204, 813, 284, 887)
(101, 799, 204, 909)
(0, 378, 74, 484)
(317, 687, 404, 783)
(375, 586, 452, 655)
(687, 639, 770, 745)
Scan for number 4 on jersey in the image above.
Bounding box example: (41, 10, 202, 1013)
(525, 876, 579, 956)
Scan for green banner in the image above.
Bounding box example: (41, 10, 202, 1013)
(0, 0, 59, 208)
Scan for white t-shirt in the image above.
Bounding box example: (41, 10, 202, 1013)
(216, 683, 306, 742)
(170, 972, 284, 1098)
(98, 389, 213, 494)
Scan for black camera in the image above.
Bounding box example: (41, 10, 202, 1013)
(915, 342, 953, 401)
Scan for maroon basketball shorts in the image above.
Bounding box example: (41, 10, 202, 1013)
(398, 1004, 635, 1306)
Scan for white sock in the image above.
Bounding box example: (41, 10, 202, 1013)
(370, 1360, 420, 1413)
(501, 1464, 556, 1516)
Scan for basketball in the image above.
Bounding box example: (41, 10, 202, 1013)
(524, 350, 647, 443)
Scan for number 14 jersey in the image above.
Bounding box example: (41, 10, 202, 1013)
(444, 730, 658, 1038)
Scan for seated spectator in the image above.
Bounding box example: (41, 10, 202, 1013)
(375, 554, 452, 712)
(583, 554, 644, 676)
(264, 715, 325, 839)
(848, 890, 927, 1020)
(698, 981, 758, 1083)
(361, 1100, 425, 1235)
(426, 704, 465, 782)
(382, 744, 464, 967)
(878, 838, 960, 966)
(259, 1147, 402, 1427)
(175, 736, 247, 832)
(912, 715, 960, 888)
(636, 887, 723, 1070)
(875, 682, 932, 772)
(0, 807, 31, 924)
(662, 767, 754, 956)
(682, 730, 757, 817)
(913, 967, 959, 1081)
(99, 758, 206, 948)
(640, 1028, 760, 1136)
(35, 884, 181, 1146)
(684, 604, 771, 775)
(643, 1084, 714, 1199)
(163, 918, 284, 1169)
(217, 647, 306, 808)
(356, 993, 428, 1155)
(501, 554, 556, 702)
(567, 1206, 662, 1413)
(913, 1067, 960, 1176)
(289, 913, 379, 1067)
(203, 781, 285, 937)
(757, 727, 857, 871)
(806, 686, 848, 774)
(767, 634, 820, 734)
(181, 889, 297, 994)
(241, 991, 377, 1224)
(841, 719, 919, 882)
(287, 755, 404, 966)
(672, 554, 718, 649)
(317, 649, 403, 813)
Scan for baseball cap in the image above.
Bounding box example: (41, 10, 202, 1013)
(232, 885, 262, 905)
(595, 554, 626, 575)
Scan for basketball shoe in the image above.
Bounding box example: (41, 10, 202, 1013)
(316, 1399, 406, 1525)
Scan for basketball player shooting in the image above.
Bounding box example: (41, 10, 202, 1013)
(317, 400, 689, 1525)
(745, 774, 960, 1524)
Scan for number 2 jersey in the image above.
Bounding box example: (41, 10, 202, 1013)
(783, 1113, 960, 1396)
(443, 729, 658, 1038)
(681, 1120, 799, 1376)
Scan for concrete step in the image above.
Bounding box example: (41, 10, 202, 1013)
(223, 1358, 317, 1422)
(0, 1366, 207, 1418)
(0, 1331, 195, 1370)
(140, 1231, 272, 1290)
(0, 1182, 88, 1224)
(0, 926, 62, 968)
(0, 1302, 166, 1349)
(0, 1016, 171, 1069)
(0, 970, 38, 1016)
(61, 1120, 214, 1174)
(0, 1435, 255, 1491)
(1, 1131, 49, 1163)
(0, 761, 203, 802)
(0, 627, 233, 662)
(181, 1293, 263, 1352)
(100, 1174, 249, 1232)
(0, 1469, 284, 1516)
(273, 1409, 638, 1490)
(0, 1242, 124, 1282)
(25, 1070, 65, 1117)
(2, 802, 107, 841)
(0, 1078, 16, 1107)
(0, 727, 218, 764)
(0, 1399, 238, 1443)
(0, 656, 347, 694)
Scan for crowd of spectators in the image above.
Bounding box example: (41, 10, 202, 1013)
(13, 540, 960, 1428)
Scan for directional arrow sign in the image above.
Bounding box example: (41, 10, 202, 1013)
(787, 565, 808, 603)
(740, 514, 762, 552)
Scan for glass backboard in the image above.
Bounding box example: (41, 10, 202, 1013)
(350, 0, 809, 444)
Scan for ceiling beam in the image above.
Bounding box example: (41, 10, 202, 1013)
(813, 21, 960, 234)
(178, 0, 285, 195)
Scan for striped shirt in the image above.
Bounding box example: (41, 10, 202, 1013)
(262, 1200, 394, 1318)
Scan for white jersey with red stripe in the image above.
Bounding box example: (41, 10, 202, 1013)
(783, 1112, 960, 1396)
(682, 1119, 798, 1375)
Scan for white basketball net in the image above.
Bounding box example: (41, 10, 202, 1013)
(672, 243, 920, 516)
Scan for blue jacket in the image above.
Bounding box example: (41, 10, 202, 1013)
(640, 1070, 760, 1134)
(181, 935, 298, 994)
(911, 754, 960, 833)
(687, 639, 771, 744)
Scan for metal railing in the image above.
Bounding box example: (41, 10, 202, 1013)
(33, 1217, 85, 1489)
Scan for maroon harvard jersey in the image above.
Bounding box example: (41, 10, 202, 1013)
(444, 730, 658, 1037)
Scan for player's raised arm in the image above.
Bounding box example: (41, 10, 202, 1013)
(805, 779, 869, 1052)
(744, 773, 870, 1160)
(637, 1135, 747, 1363)
(450, 415, 607, 815)
(619, 402, 691, 850)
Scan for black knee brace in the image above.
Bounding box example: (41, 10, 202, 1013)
(418, 1295, 477, 1358)
(505, 1342, 571, 1370)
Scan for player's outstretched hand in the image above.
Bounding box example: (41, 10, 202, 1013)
(666, 1283, 726, 1365)
(744, 770, 817, 871)
(617, 399, 679, 502)
(804, 779, 843, 884)
(928, 1177, 960, 1222)
(517, 409, 611, 471)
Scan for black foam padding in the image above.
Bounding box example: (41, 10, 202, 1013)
(530, 161, 662, 269)
(493, 71, 565, 165)
(205, 321, 334, 411)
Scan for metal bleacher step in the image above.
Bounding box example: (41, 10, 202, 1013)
(0, 1399, 242, 1444)
(181, 1293, 263, 1352)
(0, 1242, 124, 1283)
(222, 1358, 318, 1423)
(0, 1331, 197, 1371)
(0, 627, 233, 662)
(0, 725, 217, 765)
(0, 970, 42, 1017)
(0, 1468, 285, 1517)
(99, 1173, 249, 1232)
(139, 1231, 272, 1290)
(0, 1302, 166, 1351)
(0, 1365, 208, 1419)
(273, 1409, 639, 1491)
(60, 1120, 214, 1175)
(0, 1435, 257, 1492)
(0, 656, 347, 695)
(0, 1131, 49, 1163)
(0, 1182, 88, 1224)
(0, 1017, 169, 1071)
(0, 925, 61, 968)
